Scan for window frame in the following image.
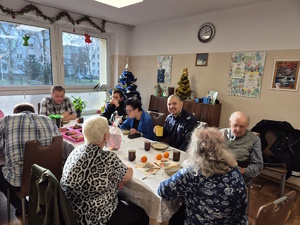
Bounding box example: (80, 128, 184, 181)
(0, 15, 57, 95)
(58, 26, 111, 93)
(0, 15, 111, 96)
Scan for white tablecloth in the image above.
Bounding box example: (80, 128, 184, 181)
(63, 119, 186, 222)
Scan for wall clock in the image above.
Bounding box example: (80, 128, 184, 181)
(198, 23, 215, 43)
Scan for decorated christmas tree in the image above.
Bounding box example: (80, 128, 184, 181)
(113, 64, 141, 100)
(175, 68, 192, 99)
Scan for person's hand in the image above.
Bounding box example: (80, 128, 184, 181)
(130, 128, 138, 134)
(118, 182, 125, 190)
(153, 125, 157, 133)
(62, 111, 70, 118)
(238, 166, 245, 174)
(110, 98, 120, 108)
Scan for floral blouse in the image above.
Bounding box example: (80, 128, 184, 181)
(60, 144, 127, 225)
(158, 167, 248, 225)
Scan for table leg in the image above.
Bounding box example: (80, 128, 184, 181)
(149, 218, 169, 225)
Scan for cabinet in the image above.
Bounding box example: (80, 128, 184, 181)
(148, 95, 222, 127)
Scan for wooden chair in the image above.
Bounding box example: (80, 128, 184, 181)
(7, 135, 63, 224)
(37, 103, 41, 114)
(149, 111, 166, 127)
(253, 190, 296, 225)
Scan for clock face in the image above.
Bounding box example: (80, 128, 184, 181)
(198, 23, 215, 43)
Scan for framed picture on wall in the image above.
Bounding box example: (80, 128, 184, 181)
(271, 60, 300, 91)
(195, 53, 208, 66)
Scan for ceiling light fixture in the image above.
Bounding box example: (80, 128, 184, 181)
(94, 0, 143, 8)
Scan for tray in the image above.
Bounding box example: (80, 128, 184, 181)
(152, 142, 169, 150)
(62, 130, 84, 142)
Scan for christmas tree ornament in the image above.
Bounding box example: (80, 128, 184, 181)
(23, 34, 30, 46)
(84, 33, 92, 44)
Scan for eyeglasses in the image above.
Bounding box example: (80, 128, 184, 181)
(126, 109, 134, 113)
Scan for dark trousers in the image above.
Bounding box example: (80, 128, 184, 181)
(107, 198, 149, 225)
(0, 165, 23, 212)
(169, 203, 185, 225)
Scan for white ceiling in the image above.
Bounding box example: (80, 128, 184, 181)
(25, 0, 271, 26)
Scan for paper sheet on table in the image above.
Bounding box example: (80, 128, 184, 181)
(154, 158, 179, 170)
(135, 162, 160, 175)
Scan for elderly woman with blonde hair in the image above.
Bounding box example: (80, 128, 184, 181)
(158, 127, 248, 225)
(61, 116, 148, 225)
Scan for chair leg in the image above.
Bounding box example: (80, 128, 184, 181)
(22, 198, 26, 225)
(7, 188, 10, 221)
(280, 174, 286, 197)
(247, 184, 252, 215)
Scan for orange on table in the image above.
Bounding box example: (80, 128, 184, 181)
(163, 151, 169, 158)
(141, 156, 147, 163)
(156, 153, 162, 160)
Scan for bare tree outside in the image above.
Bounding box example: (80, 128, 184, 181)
(0, 21, 52, 86)
(62, 32, 100, 86)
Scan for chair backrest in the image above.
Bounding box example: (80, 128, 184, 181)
(149, 111, 166, 127)
(37, 103, 41, 115)
(254, 190, 296, 225)
(21, 135, 63, 197)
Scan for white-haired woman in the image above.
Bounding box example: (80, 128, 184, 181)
(158, 127, 248, 225)
(61, 116, 148, 225)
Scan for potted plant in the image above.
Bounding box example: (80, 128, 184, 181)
(72, 96, 87, 118)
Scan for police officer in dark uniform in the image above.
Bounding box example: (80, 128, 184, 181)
(154, 94, 197, 151)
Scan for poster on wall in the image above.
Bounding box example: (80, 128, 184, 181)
(157, 55, 172, 84)
(227, 51, 266, 98)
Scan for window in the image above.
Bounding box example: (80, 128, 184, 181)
(0, 16, 110, 96)
(0, 20, 52, 86)
(62, 32, 107, 87)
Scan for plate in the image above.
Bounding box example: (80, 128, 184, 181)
(152, 142, 169, 150)
(63, 120, 70, 124)
(62, 130, 84, 142)
(164, 166, 183, 176)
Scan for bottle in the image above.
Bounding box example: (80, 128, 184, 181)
(110, 110, 119, 126)
(163, 86, 168, 97)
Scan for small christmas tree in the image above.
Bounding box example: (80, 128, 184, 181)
(113, 63, 141, 100)
(175, 68, 192, 99)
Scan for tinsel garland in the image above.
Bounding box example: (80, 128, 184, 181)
(0, 4, 106, 33)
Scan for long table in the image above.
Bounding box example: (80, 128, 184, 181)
(63, 119, 186, 225)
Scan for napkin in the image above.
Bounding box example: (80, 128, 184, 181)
(135, 162, 160, 175)
(154, 158, 179, 170)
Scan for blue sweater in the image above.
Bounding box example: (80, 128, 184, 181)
(120, 110, 156, 141)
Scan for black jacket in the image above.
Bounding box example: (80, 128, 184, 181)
(251, 120, 300, 178)
(100, 101, 126, 124)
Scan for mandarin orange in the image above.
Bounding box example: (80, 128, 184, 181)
(141, 156, 147, 163)
(156, 153, 162, 160)
(163, 151, 169, 158)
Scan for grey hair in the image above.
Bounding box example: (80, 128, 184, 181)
(229, 111, 250, 124)
(82, 116, 109, 145)
(183, 127, 237, 178)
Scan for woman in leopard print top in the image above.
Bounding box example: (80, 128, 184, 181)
(61, 116, 147, 225)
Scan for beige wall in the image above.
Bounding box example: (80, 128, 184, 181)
(130, 50, 300, 130)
